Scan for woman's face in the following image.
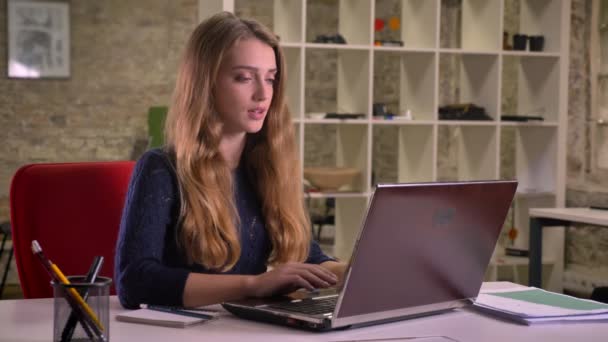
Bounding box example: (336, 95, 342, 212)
(214, 37, 277, 136)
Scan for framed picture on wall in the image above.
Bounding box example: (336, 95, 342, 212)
(7, 0, 70, 79)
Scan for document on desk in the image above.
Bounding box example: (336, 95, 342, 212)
(474, 286, 608, 325)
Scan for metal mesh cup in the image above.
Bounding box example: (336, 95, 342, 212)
(52, 276, 111, 342)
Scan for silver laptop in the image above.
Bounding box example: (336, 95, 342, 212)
(223, 180, 518, 331)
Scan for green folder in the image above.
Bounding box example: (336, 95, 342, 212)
(490, 288, 608, 311)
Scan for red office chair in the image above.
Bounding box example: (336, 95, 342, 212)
(9, 161, 135, 298)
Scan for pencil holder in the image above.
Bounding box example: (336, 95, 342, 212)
(52, 276, 111, 342)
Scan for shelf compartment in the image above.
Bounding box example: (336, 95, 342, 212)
(462, 0, 502, 51)
(372, 124, 435, 185)
(303, 118, 369, 124)
(373, 50, 437, 121)
(504, 0, 563, 54)
(514, 125, 558, 194)
(438, 121, 497, 126)
(233, 0, 303, 44)
(397, 124, 435, 182)
(499, 121, 558, 127)
(305, 48, 371, 116)
(274, 0, 304, 43)
(334, 197, 369, 260)
(374, 0, 439, 49)
(500, 126, 517, 180)
(303, 124, 369, 193)
(439, 53, 500, 120)
(372, 119, 436, 125)
(502, 51, 561, 58)
(439, 49, 501, 55)
(501, 55, 560, 123)
(437, 125, 498, 181)
(305, 43, 371, 50)
(593, 123, 608, 170)
(306, 0, 372, 46)
(440, 0, 501, 51)
(283, 46, 303, 119)
(198, 0, 225, 21)
(510, 194, 556, 251)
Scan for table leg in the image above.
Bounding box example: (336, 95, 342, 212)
(528, 217, 569, 288)
(529, 218, 543, 288)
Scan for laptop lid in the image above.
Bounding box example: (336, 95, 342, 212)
(332, 180, 517, 328)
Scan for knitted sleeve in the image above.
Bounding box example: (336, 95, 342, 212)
(114, 149, 190, 309)
(305, 239, 336, 264)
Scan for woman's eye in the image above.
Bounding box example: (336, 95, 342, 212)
(235, 75, 252, 82)
(266, 78, 276, 84)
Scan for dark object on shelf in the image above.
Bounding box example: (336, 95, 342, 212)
(325, 113, 366, 119)
(529, 35, 545, 52)
(372, 103, 387, 116)
(438, 103, 492, 121)
(513, 34, 528, 50)
(503, 31, 512, 50)
(591, 287, 608, 304)
(590, 205, 608, 211)
(374, 39, 404, 47)
(501, 115, 544, 122)
(313, 33, 347, 44)
(505, 247, 529, 257)
(310, 198, 335, 242)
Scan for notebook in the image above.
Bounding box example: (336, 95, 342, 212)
(222, 180, 518, 331)
(116, 306, 216, 328)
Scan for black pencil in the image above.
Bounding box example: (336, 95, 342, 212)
(60, 256, 104, 342)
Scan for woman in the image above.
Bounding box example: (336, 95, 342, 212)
(115, 12, 345, 309)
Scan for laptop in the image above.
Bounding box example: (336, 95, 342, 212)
(223, 180, 518, 331)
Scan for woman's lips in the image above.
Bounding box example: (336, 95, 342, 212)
(248, 108, 266, 120)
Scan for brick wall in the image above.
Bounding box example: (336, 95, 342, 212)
(1, 0, 606, 280)
(0, 0, 199, 221)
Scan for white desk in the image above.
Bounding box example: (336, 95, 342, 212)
(528, 207, 608, 287)
(1, 282, 607, 342)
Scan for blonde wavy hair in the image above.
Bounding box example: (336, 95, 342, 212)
(164, 12, 310, 271)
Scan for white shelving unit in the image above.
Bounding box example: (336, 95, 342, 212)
(199, 0, 570, 289)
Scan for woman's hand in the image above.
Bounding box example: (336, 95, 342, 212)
(320, 260, 348, 285)
(246, 262, 338, 298)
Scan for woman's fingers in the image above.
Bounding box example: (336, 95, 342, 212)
(252, 262, 340, 297)
(286, 262, 337, 282)
(280, 263, 337, 289)
(302, 263, 338, 284)
(288, 274, 315, 291)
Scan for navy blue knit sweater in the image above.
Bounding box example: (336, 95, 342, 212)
(114, 149, 333, 309)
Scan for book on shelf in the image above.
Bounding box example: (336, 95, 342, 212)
(474, 286, 608, 325)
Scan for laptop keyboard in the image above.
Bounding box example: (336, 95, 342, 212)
(268, 296, 338, 315)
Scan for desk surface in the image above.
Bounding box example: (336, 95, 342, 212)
(1, 282, 607, 342)
(529, 207, 608, 226)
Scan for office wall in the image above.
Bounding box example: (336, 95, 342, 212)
(564, 0, 608, 281)
(0, 0, 606, 282)
(233, 0, 608, 283)
(0, 0, 199, 222)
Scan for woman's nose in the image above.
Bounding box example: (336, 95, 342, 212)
(253, 80, 269, 101)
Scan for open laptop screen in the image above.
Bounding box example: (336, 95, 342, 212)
(336, 181, 517, 319)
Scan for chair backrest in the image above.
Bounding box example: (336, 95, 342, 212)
(10, 161, 135, 298)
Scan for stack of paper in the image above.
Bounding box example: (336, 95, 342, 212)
(474, 286, 608, 325)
